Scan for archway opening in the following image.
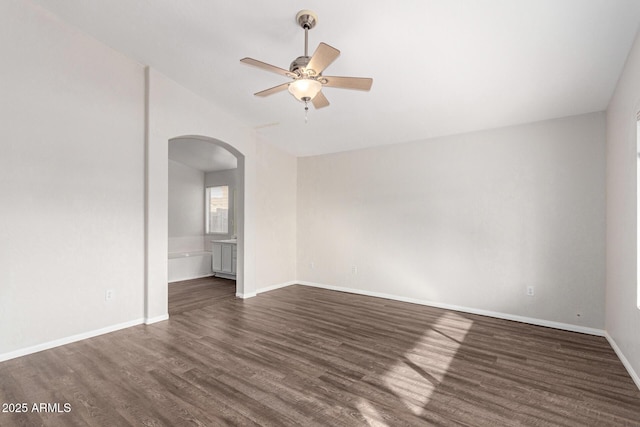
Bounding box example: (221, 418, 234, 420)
(167, 135, 246, 299)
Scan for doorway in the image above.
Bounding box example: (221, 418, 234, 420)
(167, 135, 245, 305)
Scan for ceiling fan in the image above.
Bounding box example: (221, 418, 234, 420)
(240, 10, 373, 115)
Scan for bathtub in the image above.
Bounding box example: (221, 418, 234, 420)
(168, 251, 213, 283)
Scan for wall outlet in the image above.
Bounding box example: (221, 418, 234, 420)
(351, 265, 358, 274)
(105, 289, 114, 301)
(526, 286, 534, 296)
(310, 261, 315, 269)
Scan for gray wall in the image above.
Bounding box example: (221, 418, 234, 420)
(606, 28, 640, 385)
(168, 160, 205, 253)
(298, 112, 606, 329)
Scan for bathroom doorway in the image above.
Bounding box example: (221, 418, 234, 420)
(167, 136, 244, 305)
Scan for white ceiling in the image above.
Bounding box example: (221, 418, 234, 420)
(169, 138, 237, 172)
(32, 0, 640, 156)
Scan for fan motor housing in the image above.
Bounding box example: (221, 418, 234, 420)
(290, 56, 311, 75)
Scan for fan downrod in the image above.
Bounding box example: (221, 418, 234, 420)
(293, 10, 318, 66)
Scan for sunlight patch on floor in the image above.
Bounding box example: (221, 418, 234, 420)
(381, 311, 473, 415)
(355, 399, 391, 427)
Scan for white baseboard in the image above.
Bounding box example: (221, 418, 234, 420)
(2, 280, 619, 381)
(236, 291, 257, 299)
(605, 332, 640, 391)
(236, 281, 297, 299)
(297, 281, 606, 337)
(144, 314, 169, 324)
(256, 280, 297, 295)
(168, 273, 214, 283)
(0, 318, 145, 363)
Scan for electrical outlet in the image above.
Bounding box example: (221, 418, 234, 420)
(310, 261, 315, 269)
(526, 286, 534, 297)
(105, 289, 114, 301)
(352, 265, 358, 274)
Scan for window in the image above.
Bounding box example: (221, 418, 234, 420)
(206, 185, 229, 234)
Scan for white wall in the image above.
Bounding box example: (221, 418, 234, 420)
(146, 68, 298, 303)
(168, 160, 205, 253)
(205, 168, 239, 242)
(0, 0, 299, 359)
(255, 138, 298, 291)
(606, 29, 640, 385)
(298, 112, 606, 330)
(0, 0, 145, 356)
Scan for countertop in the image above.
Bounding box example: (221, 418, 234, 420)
(211, 239, 237, 244)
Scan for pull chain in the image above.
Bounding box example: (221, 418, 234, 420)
(304, 100, 309, 124)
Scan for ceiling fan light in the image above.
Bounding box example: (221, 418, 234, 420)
(288, 78, 322, 101)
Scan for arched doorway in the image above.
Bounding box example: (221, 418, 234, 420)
(168, 135, 246, 297)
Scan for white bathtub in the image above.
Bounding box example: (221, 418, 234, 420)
(168, 251, 213, 283)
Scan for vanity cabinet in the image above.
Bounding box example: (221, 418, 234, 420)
(211, 240, 237, 278)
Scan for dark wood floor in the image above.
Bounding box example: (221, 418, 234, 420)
(1, 279, 639, 426)
(168, 276, 236, 315)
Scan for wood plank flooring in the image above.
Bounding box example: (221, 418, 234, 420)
(168, 276, 236, 315)
(1, 280, 639, 426)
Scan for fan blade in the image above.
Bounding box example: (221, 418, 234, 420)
(240, 57, 295, 78)
(254, 82, 290, 97)
(311, 91, 330, 109)
(306, 43, 340, 75)
(323, 76, 373, 91)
